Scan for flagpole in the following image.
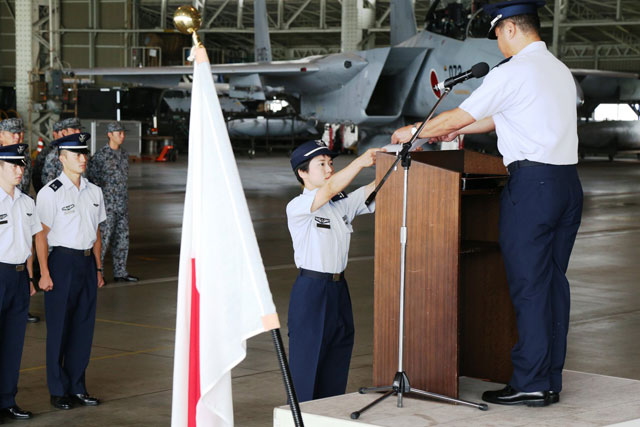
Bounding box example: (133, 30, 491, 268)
(173, 6, 304, 426)
(272, 329, 304, 427)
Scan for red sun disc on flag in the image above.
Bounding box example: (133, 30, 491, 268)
(430, 69, 441, 99)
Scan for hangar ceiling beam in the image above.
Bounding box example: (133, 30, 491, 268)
(284, 0, 313, 30)
(193, 0, 208, 24)
(2, 0, 14, 19)
(204, 0, 231, 29)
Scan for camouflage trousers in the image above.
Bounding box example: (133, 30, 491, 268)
(100, 210, 129, 277)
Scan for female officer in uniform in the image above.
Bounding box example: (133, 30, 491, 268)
(287, 141, 383, 402)
(0, 143, 40, 420)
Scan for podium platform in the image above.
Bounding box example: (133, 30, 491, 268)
(273, 370, 640, 426)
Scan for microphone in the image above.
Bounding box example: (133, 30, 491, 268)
(434, 62, 490, 91)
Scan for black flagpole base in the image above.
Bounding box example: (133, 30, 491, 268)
(350, 371, 488, 420)
(271, 329, 304, 427)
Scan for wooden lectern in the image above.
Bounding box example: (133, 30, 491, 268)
(372, 149, 517, 398)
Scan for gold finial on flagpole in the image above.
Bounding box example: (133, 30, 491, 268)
(174, 5, 204, 48)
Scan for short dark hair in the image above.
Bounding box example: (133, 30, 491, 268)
(294, 159, 311, 186)
(498, 13, 540, 35)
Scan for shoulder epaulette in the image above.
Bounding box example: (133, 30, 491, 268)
(493, 56, 512, 69)
(49, 179, 63, 192)
(331, 192, 348, 202)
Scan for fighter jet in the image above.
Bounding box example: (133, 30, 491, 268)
(68, 0, 640, 153)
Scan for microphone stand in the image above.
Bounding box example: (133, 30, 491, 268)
(352, 87, 488, 420)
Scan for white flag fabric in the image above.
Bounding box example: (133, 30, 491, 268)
(171, 47, 280, 427)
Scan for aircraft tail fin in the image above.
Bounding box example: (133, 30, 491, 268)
(254, 0, 272, 62)
(390, 0, 417, 45)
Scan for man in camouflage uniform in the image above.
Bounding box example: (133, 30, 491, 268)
(33, 120, 65, 194)
(87, 122, 138, 282)
(0, 119, 31, 194)
(41, 117, 82, 186)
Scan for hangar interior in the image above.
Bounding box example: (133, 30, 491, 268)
(0, 1, 639, 426)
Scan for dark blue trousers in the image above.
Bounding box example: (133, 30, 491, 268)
(0, 264, 29, 408)
(499, 164, 583, 393)
(45, 248, 97, 396)
(287, 273, 355, 402)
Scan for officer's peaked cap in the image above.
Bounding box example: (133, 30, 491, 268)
(52, 132, 91, 154)
(0, 143, 28, 166)
(484, 0, 545, 39)
(290, 140, 339, 171)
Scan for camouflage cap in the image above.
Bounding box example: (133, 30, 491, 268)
(53, 120, 66, 132)
(107, 121, 126, 133)
(61, 117, 82, 130)
(0, 118, 25, 133)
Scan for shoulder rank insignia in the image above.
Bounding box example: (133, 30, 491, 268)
(49, 179, 63, 192)
(493, 56, 512, 69)
(331, 192, 348, 202)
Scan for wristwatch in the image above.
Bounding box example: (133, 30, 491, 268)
(29, 277, 34, 283)
(97, 268, 104, 273)
(411, 126, 418, 136)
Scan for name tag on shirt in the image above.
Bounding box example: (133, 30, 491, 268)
(315, 216, 331, 229)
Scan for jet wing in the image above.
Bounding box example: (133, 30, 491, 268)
(67, 60, 322, 88)
(571, 68, 640, 116)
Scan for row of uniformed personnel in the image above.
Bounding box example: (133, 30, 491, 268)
(0, 120, 137, 421)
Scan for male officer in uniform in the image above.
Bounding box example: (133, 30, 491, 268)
(0, 119, 40, 323)
(0, 118, 32, 194)
(33, 119, 65, 194)
(87, 122, 138, 282)
(36, 132, 106, 410)
(287, 141, 382, 402)
(41, 117, 82, 186)
(392, 0, 582, 407)
(0, 143, 40, 421)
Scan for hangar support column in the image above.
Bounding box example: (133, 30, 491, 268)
(14, 1, 36, 145)
(341, 0, 376, 53)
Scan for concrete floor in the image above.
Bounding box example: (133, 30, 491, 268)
(16, 153, 640, 426)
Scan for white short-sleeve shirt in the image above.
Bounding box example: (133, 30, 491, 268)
(459, 41, 578, 166)
(286, 186, 375, 274)
(0, 188, 42, 264)
(36, 172, 107, 250)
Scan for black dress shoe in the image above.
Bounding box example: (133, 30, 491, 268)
(50, 395, 72, 410)
(549, 391, 560, 404)
(113, 275, 139, 282)
(1, 405, 33, 419)
(27, 313, 40, 323)
(482, 385, 550, 407)
(72, 394, 100, 406)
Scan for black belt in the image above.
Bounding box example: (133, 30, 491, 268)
(300, 268, 345, 282)
(507, 160, 548, 174)
(0, 262, 26, 272)
(53, 247, 92, 256)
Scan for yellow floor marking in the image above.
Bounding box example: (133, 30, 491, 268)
(20, 345, 174, 373)
(95, 317, 175, 332)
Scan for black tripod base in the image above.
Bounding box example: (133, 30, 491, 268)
(350, 371, 488, 420)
